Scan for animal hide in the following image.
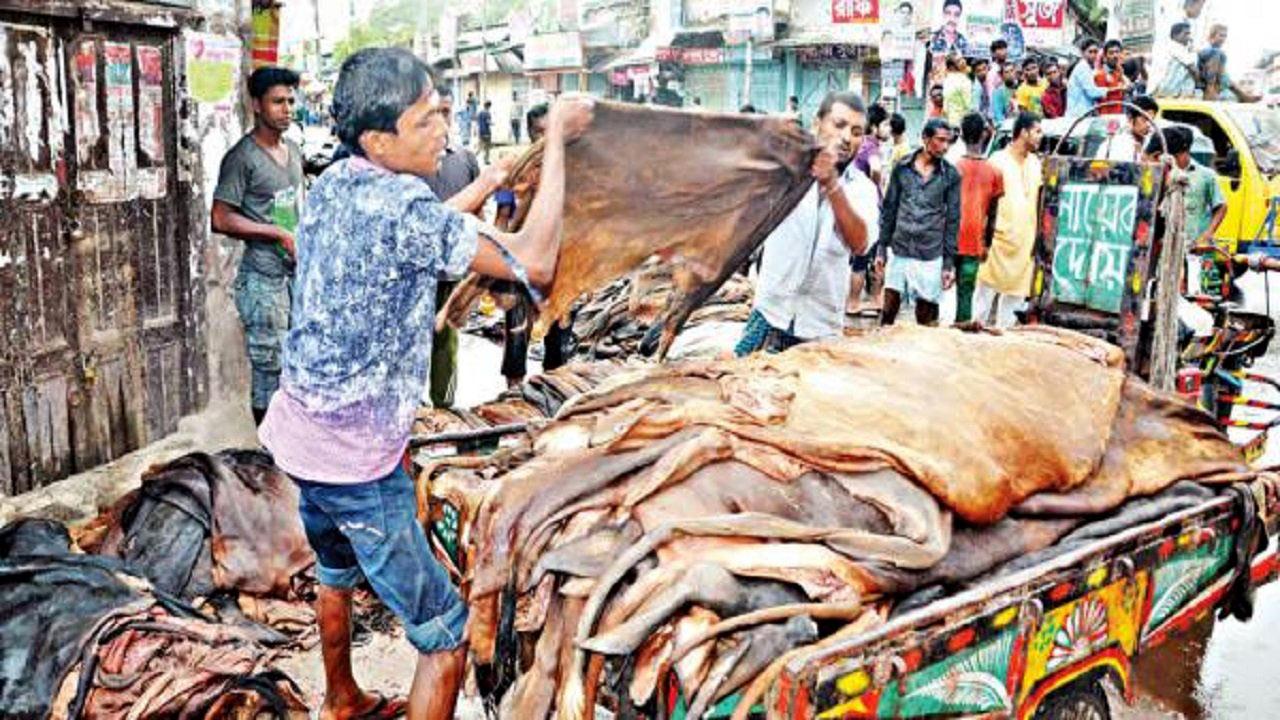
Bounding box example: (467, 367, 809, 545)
(439, 100, 817, 357)
(461, 326, 1249, 719)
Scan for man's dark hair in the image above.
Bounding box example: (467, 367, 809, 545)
(899, 1, 913, 11)
(739, 103, 758, 114)
(1128, 94, 1158, 119)
(1104, 39, 1123, 53)
(1144, 132, 1163, 157)
(817, 91, 865, 119)
(1022, 56, 1040, 70)
(946, 55, 965, 71)
(1171, 22, 1191, 40)
(944, 0, 962, 11)
(789, 95, 799, 104)
(437, 86, 453, 99)
(1164, 125, 1193, 156)
(922, 117, 951, 139)
(332, 48, 433, 156)
(991, 38, 1008, 54)
(890, 113, 907, 136)
(867, 103, 888, 128)
(960, 112, 986, 145)
(526, 102, 549, 129)
(483, 100, 492, 108)
(1080, 38, 1100, 52)
(1012, 111, 1040, 140)
(248, 66, 300, 99)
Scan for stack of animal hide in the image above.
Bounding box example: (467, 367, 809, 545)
(0, 519, 308, 719)
(570, 262, 754, 361)
(458, 326, 1249, 719)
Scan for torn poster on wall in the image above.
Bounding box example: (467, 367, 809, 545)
(185, 32, 240, 113)
(0, 27, 13, 149)
(136, 45, 165, 165)
(73, 40, 101, 165)
(101, 41, 137, 202)
(18, 39, 45, 164)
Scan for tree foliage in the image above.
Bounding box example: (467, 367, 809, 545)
(332, 0, 433, 63)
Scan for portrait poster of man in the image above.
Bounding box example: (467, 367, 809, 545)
(881, 0, 920, 60)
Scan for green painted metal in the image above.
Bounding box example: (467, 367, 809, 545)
(876, 630, 1017, 717)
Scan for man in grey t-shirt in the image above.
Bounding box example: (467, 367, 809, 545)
(212, 66, 304, 425)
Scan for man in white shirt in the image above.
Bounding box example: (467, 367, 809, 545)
(735, 91, 880, 355)
(1097, 95, 1159, 162)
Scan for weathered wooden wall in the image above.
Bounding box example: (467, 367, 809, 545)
(0, 3, 208, 494)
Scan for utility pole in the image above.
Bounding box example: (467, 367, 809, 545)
(744, 35, 753, 108)
(311, 0, 322, 75)
(480, 0, 489, 102)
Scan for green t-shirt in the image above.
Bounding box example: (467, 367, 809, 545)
(213, 134, 305, 278)
(1182, 160, 1226, 243)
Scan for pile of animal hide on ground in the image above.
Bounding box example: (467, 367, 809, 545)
(0, 518, 308, 719)
(450, 325, 1252, 719)
(439, 100, 815, 359)
(413, 360, 638, 436)
(76, 450, 320, 639)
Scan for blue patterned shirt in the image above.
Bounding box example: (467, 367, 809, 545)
(260, 157, 478, 483)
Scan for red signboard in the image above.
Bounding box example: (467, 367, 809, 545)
(1012, 0, 1065, 30)
(832, 0, 879, 24)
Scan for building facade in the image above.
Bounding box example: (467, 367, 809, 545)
(0, 0, 254, 494)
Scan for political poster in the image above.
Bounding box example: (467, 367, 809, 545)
(880, 0, 918, 60)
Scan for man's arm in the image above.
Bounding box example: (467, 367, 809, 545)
(828, 183, 870, 256)
(445, 160, 509, 217)
(468, 98, 592, 289)
(211, 200, 295, 255)
(943, 169, 961, 269)
(877, 166, 901, 263)
(1200, 202, 1228, 245)
(813, 146, 869, 256)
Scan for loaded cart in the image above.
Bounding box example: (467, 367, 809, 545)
(758, 476, 1280, 720)
(411, 424, 1280, 720)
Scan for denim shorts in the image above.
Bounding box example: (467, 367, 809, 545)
(293, 465, 467, 653)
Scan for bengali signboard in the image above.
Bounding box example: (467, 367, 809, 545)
(1114, 0, 1156, 52)
(524, 32, 584, 71)
(1010, 0, 1066, 47)
(1051, 182, 1141, 312)
(656, 46, 727, 65)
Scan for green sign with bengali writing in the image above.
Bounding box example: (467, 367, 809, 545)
(1050, 183, 1140, 314)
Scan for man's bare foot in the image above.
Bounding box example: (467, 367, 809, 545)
(321, 691, 407, 720)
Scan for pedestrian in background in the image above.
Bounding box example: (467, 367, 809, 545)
(877, 118, 960, 327)
(477, 100, 493, 163)
(954, 113, 1003, 323)
(991, 63, 1018, 125)
(1098, 94, 1159, 162)
(974, 112, 1043, 328)
(1067, 39, 1105, 118)
(943, 54, 973, 126)
(211, 66, 304, 426)
(1015, 57, 1047, 115)
(970, 57, 991, 117)
(1095, 40, 1129, 114)
(1042, 60, 1067, 119)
